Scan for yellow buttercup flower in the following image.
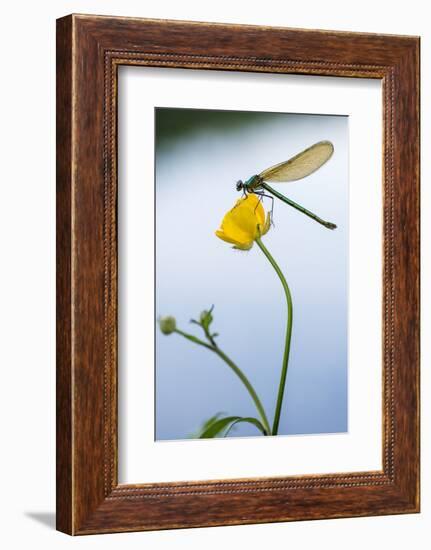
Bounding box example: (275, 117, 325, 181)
(215, 194, 271, 250)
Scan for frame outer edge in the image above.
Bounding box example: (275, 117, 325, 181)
(393, 38, 420, 510)
(56, 14, 74, 535)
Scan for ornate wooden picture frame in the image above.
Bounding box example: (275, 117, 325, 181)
(56, 14, 420, 535)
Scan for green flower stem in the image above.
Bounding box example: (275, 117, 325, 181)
(255, 237, 293, 436)
(174, 328, 271, 435)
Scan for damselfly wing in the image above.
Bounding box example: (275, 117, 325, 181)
(236, 141, 337, 230)
(259, 140, 334, 183)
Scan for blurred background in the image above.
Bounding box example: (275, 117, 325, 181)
(155, 107, 348, 440)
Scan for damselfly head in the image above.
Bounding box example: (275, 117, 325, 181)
(236, 180, 244, 191)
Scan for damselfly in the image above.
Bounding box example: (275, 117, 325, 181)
(236, 140, 337, 230)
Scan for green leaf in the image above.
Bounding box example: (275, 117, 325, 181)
(223, 417, 267, 437)
(199, 415, 267, 438)
(189, 413, 224, 439)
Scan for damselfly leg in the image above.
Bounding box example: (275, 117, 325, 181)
(253, 190, 275, 226)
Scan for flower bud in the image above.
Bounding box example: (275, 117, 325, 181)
(159, 316, 176, 335)
(200, 309, 213, 325)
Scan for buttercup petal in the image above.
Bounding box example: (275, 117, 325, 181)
(215, 229, 249, 248)
(239, 195, 266, 230)
(222, 199, 258, 239)
(254, 199, 266, 227)
(233, 241, 254, 251)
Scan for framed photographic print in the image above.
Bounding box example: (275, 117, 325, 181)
(56, 14, 420, 535)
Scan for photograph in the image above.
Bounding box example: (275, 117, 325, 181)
(155, 107, 349, 440)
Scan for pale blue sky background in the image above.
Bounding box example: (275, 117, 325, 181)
(155, 108, 348, 440)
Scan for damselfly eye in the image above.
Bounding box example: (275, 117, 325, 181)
(236, 180, 244, 191)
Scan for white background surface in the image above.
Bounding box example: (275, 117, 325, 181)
(119, 68, 382, 483)
(0, 0, 428, 548)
